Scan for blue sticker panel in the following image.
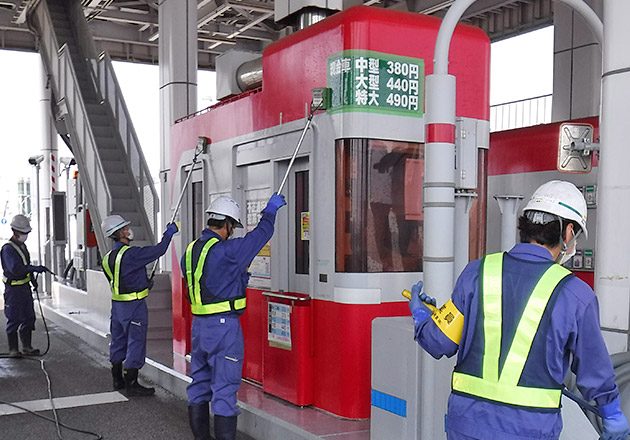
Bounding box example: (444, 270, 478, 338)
(371, 389, 407, 418)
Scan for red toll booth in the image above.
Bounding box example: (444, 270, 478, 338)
(170, 5, 489, 418)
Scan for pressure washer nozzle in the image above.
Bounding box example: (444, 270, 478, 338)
(401, 289, 439, 313)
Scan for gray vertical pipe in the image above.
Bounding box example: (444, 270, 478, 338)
(494, 195, 523, 252)
(454, 191, 477, 281)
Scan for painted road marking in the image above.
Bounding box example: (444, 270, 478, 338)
(0, 391, 128, 416)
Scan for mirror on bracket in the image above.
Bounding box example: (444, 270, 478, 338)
(557, 123, 594, 173)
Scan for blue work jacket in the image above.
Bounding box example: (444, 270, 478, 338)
(180, 209, 276, 316)
(415, 243, 620, 440)
(109, 231, 173, 293)
(1, 238, 35, 287)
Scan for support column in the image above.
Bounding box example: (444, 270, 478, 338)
(159, 0, 198, 272)
(39, 60, 57, 294)
(595, 0, 630, 354)
(552, 0, 603, 121)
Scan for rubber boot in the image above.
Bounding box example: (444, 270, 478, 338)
(19, 329, 40, 356)
(214, 415, 238, 440)
(111, 362, 125, 391)
(188, 402, 211, 440)
(6, 332, 21, 358)
(124, 367, 155, 397)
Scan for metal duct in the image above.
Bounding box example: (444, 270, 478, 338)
(294, 7, 332, 31)
(236, 57, 263, 92)
(235, 7, 333, 91)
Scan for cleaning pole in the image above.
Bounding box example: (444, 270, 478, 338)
(149, 136, 209, 279)
(276, 103, 317, 195)
(276, 88, 329, 194)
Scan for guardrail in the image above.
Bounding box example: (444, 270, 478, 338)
(32, 1, 111, 257)
(490, 94, 552, 132)
(92, 51, 158, 241)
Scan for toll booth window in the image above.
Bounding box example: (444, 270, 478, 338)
(192, 181, 205, 237)
(295, 170, 309, 274)
(335, 139, 423, 273)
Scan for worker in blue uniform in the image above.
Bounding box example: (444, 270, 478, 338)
(408, 180, 630, 440)
(101, 214, 178, 396)
(183, 193, 286, 440)
(2, 214, 48, 357)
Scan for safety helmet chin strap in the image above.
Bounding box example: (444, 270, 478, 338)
(555, 220, 581, 264)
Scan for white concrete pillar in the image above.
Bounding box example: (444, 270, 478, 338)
(595, 0, 630, 354)
(494, 195, 523, 252)
(159, 0, 198, 271)
(552, 0, 602, 121)
(39, 59, 57, 292)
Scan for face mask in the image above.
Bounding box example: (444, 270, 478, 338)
(557, 228, 578, 266)
(16, 233, 28, 243)
(558, 243, 576, 266)
(127, 228, 134, 241)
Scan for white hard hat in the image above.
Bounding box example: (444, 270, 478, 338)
(10, 214, 32, 233)
(206, 196, 243, 228)
(523, 180, 588, 238)
(101, 214, 130, 238)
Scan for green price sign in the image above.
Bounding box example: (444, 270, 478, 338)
(327, 50, 424, 117)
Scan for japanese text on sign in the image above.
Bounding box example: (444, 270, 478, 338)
(268, 302, 292, 349)
(327, 50, 424, 117)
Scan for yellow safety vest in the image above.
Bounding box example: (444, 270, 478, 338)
(2, 241, 31, 286)
(451, 252, 571, 409)
(185, 238, 246, 315)
(102, 246, 148, 301)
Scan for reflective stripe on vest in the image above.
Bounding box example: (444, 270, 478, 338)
(185, 238, 247, 315)
(2, 241, 31, 286)
(102, 246, 148, 302)
(452, 252, 571, 409)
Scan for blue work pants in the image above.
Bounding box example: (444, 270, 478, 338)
(447, 431, 482, 440)
(109, 299, 148, 369)
(4, 284, 35, 334)
(187, 314, 244, 417)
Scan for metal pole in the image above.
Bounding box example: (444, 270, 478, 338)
(150, 142, 205, 279)
(168, 152, 200, 226)
(36, 163, 42, 266)
(277, 112, 315, 195)
(66, 167, 72, 268)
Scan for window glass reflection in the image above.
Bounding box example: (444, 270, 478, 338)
(336, 139, 423, 273)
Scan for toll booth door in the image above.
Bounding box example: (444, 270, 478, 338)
(285, 157, 310, 294)
(187, 167, 206, 243)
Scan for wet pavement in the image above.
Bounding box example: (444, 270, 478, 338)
(0, 305, 254, 440)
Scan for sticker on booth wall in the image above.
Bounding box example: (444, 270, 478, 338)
(300, 212, 310, 241)
(249, 256, 271, 288)
(327, 49, 424, 117)
(247, 197, 271, 288)
(268, 302, 292, 350)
